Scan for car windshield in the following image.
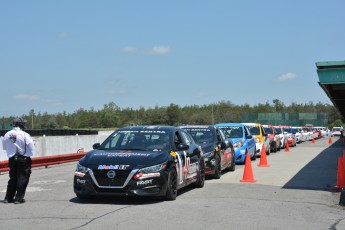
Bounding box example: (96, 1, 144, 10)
(264, 127, 273, 134)
(283, 128, 292, 133)
(183, 128, 215, 144)
(248, 126, 260, 135)
(275, 128, 282, 134)
(220, 126, 243, 138)
(303, 127, 311, 132)
(99, 130, 171, 151)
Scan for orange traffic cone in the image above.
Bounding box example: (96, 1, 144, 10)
(329, 137, 333, 144)
(258, 144, 270, 167)
(240, 153, 256, 183)
(285, 142, 290, 152)
(335, 157, 345, 189)
(312, 138, 315, 143)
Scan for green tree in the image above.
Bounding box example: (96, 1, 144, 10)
(99, 102, 120, 128)
(166, 103, 181, 126)
(272, 99, 285, 112)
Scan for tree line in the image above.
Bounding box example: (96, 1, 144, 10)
(0, 99, 343, 130)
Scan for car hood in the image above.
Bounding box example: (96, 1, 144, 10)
(79, 149, 170, 170)
(229, 138, 243, 144)
(199, 142, 216, 153)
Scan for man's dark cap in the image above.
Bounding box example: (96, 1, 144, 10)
(13, 118, 26, 127)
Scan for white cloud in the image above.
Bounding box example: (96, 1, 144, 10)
(148, 46, 171, 55)
(278, 73, 297, 81)
(121, 46, 139, 53)
(121, 45, 172, 55)
(14, 94, 40, 101)
(58, 32, 70, 39)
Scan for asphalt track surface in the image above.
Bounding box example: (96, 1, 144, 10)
(1, 137, 345, 230)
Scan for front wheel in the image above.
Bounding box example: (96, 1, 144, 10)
(251, 148, 257, 161)
(228, 153, 236, 172)
(213, 155, 222, 179)
(165, 168, 178, 201)
(194, 160, 205, 188)
(266, 144, 271, 155)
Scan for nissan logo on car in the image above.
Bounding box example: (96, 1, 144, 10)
(107, 170, 116, 179)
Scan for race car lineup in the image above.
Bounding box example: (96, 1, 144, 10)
(74, 124, 332, 200)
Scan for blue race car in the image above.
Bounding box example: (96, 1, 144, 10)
(215, 123, 256, 164)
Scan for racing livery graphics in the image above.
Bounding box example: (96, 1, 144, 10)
(74, 126, 205, 200)
(179, 125, 235, 179)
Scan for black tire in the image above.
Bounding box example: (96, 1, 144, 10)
(266, 144, 270, 155)
(194, 159, 205, 188)
(251, 148, 257, 161)
(213, 155, 222, 179)
(228, 153, 236, 172)
(165, 168, 178, 201)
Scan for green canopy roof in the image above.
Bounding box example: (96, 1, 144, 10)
(316, 60, 345, 119)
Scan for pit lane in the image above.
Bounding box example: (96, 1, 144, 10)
(0, 137, 344, 230)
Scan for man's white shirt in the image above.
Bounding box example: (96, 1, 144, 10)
(2, 127, 35, 158)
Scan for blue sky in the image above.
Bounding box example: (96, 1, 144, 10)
(1, 1, 345, 117)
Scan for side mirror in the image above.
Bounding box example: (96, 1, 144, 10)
(92, 143, 101, 149)
(246, 134, 252, 139)
(220, 141, 228, 150)
(176, 143, 189, 151)
(188, 146, 202, 157)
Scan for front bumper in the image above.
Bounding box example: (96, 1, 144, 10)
(234, 148, 246, 164)
(287, 138, 295, 146)
(255, 143, 263, 156)
(203, 155, 217, 175)
(74, 169, 168, 198)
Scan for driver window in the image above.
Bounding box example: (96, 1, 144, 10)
(174, 132, 183, 147)
(181, 130, 192, 145)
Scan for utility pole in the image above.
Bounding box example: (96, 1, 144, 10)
(212, 105, 214, 125)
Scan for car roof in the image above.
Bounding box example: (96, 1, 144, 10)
(118, 125, 178, 132)
(179, 125, 215, 130)
(242, 122, 261, 126)
(216, 123, 244, 127)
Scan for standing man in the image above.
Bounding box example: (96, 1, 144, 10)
(2, 118, 35, 204)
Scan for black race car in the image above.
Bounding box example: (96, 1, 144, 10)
(74, 126, 205, 200)
(179, 125, 235, 179)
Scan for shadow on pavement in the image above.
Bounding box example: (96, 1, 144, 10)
(283, 137, 344, 192)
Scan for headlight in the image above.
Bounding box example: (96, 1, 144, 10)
(139, 162, 167, 174)
(233, 140, 243, 148)
(75, 163, 89, 177)
(255, 138, 260, 143)
(76, 162, 89, 174)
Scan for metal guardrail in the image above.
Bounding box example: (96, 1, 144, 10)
(0, 150, 86, 173)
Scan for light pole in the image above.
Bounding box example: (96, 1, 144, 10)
(212, 105, 214, 125)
